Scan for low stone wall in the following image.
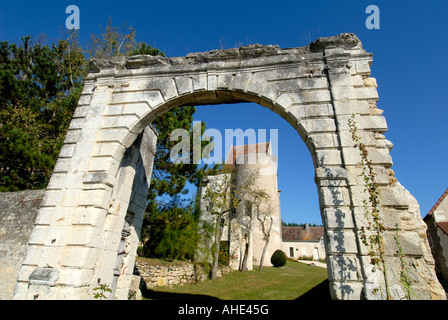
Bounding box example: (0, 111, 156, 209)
(0, 190, 45, 300)
(134, 258, 230, 288)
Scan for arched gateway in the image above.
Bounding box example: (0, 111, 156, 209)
(14, 33, 445, 300)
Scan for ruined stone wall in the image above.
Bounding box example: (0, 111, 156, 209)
(0, 190, 45, 299)
(135, 259, 229, 289)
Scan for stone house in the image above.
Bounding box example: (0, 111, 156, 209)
(196, 141, 282, 270)
(424, 187, 448, 281)
(281, 224, 326, 261)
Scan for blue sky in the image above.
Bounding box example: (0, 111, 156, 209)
(1, 1, 447, 225)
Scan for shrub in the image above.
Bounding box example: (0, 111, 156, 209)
(270, 250, 287, 268)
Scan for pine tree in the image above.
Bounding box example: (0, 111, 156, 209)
(0, 34, 86, 191)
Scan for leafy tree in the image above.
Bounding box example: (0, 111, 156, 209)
(0, 33, 86, 191)
(140, 196, 199, 260)
(199, 165, 265, 277)
(87, 17, 137, 59)
(200, 166, 237, 279)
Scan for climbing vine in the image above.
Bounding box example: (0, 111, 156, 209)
(348, 114, 416, 300)
(394, 223, 415, 300)
(348, 114, 391, 300)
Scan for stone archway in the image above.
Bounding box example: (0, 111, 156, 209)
(13, 33, 445, 300)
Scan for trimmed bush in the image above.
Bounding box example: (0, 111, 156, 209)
(270, 250, 287, 267)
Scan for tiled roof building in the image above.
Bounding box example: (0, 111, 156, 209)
(424, 187, 448, 281)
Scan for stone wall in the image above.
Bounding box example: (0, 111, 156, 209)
(0, 190, 45, 300)
(135, 258, 230, 289)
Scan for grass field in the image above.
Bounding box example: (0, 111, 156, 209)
(142, 260, 330, 300)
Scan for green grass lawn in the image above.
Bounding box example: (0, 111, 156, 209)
(142, 260, 330, 300)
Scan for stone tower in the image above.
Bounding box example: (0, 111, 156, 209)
(197, 141, 282, 270)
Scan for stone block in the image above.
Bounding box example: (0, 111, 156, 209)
(93, 142, 126, 161)
(331, 86, 356, 101)
(66, 225, 104, 248)
(361, 115, 388, 133)
(274, 93, 295, 111)
(330, 280, 364, 300)
(298, 118, 337, 136)
(384, 230, 423, 256)
(58, 189, 81, 208)
(43, 225, 72, 246)
(327, 255, 360, 281)
(351, 75, 364, 87)
(338, 129, 376, 148)
(77, 189, 112, 210)
(88, 156, 120, 173)
(379, 186, 410, 208)
(299, 76, 328, 89)
(319, 186, 351, 208)
(322, 207, 355, 229)
(175, 76, 193, 95)
(73, 105, 89, 119)
(192, 74, 207, 91)
(246, 74, 267, 96)
(46, 173, 67, 190)
(101, 114, 139, 130)
(207, 74, 217, 91)
(28, 267, 59, 287)
(58, 268, 94, 287)
(328, 73, 352, 87)
(354, 61, 371, 75)
(40, 191, 62, 208)
(288, 104, 333, 121)
(354, 87, 379, 100)
(326, 230, 359, 254)
(217, 73, 233, 90)
(52, 159, 72, 173)
(68, 118, 85, 130)
(38, 246, 64, 268)
(341, 146, 392, 167)
(346, 164, 391, 186)
(314, 149, 343, 167)
(60, 247, 99, 269)
(306, 133, 338, 152)
(121, 103, 152, 119)
(363, 77, 377, 88)
(231, 72, 252, 92)
(315, 166, 348, 180)
(58, 144, 76, 158)
(28, 226, 49, 245)
(72, 207, 107, 228)
(20, 246, 44, 267)
(34, 207, 54, 225)
(103, 230, 121, 251)
(111, 91, 164, 108)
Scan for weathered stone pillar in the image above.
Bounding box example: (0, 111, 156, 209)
(311, 34, 446, 299)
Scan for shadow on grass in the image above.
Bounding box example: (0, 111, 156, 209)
(295, 279, 331, 300)
(141, 286, 220, 300)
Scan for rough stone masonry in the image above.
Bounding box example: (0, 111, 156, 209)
(10, 33, 446, 300)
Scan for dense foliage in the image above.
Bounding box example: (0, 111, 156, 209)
(140, 197, 200, 260)
(0, 34, 86, 191)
